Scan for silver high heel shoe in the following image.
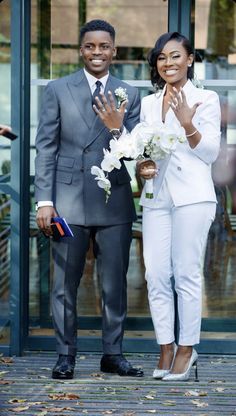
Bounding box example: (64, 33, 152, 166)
(153, 343, 177, 379)
(162, 348, 198, 382)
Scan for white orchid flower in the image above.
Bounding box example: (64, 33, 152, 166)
(101, 149, 121, 172)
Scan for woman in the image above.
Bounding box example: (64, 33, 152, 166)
(93, 31, 221, 381)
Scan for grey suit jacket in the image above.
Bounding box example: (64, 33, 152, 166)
(34, 69, 140, 226)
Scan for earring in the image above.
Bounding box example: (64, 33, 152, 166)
(188, 64, 192, 67)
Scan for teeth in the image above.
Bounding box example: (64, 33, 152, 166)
(165, 70, 177, 75)
(92, 60, 103, 63)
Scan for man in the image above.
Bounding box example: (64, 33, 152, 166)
(35, 19, 143, 379)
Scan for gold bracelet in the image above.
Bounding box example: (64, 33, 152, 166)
(186, 129, 197, 137)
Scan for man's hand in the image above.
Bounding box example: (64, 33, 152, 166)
(36, 206, 58, 237)
(0, 124, 12, 136)
(93, 91, 127, 130)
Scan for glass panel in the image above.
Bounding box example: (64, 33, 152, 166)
(0, 194, 10, 345)
(0, 0, 11, 347)
(194, 0, 236, 320)
(0, 1, 11, 178)
(29, 0, 168, 333)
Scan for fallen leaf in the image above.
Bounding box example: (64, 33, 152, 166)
(79, 355, 86, 360)
(0, 371, 9, 376)
(40, 367, 51, 371)
(102, 411, 115, 415)
(162, 401, 176, 406)
(90, 372, 104, 379)
(8, 406, 29, 412)
(209, 379, 225, 384)
(191, 399, 209, 408)
(144, 395, 155, 400)
(123, 413, 136, 416)
(213, 387, 226, 392)
(8, 399, 27, 404)
(0, 379, 15, 385)
(146, 411, 157, 414)
(46, 407, 75, 412)
(184, 390, 208, 397)
(48, 393, 80, 400)
(0, 357, 14, 364)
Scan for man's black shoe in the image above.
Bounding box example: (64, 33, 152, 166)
(52, 354, 75, 379)
(100, 354, 143, 377)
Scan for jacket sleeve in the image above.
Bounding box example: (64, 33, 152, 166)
(124, 87, 141, 132)
(190, 90, 221, 165)
(34, 81, 60, 202)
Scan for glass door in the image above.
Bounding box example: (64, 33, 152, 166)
(0, 1, 12, 354)
(194, 0, 236, 348)
(28, 0, 169, 351)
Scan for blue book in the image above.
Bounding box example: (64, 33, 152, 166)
(52, 217, 74, 237)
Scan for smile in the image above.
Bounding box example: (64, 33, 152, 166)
(165, 69, 178, 75)
(91, 59, 104, 64)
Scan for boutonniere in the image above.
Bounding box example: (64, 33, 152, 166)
(114, 87, 128, 108)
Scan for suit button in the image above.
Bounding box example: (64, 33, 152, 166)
(177, 166, 182, 171)
(80, 168, 84, 172)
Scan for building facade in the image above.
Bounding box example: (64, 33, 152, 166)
(0, 0, 236, 355)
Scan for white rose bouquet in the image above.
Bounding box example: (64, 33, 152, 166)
(91, 122, 186, 202)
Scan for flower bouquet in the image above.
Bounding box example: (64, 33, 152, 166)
(91, 122, 186, 202)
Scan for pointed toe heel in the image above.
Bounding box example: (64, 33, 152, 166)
(162, 349, 198, 382)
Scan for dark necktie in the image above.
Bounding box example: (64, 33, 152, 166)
(92, 80, 102, 106)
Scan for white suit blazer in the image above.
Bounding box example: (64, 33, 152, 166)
(139, 80, 221, 208)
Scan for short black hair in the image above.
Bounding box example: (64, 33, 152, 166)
(148, 32, 194, 89)
(80, 19, 115, 44)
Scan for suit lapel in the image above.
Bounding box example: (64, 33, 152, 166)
(67, 70, 96, 129)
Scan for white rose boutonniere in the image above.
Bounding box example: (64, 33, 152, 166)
(114, 87, 128, 108)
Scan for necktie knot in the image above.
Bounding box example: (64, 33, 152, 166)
(92, 80, 102, 106)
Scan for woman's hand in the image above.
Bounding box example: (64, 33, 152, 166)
(168, 87, 201, 129)
(137, 159, 157, 180)
(93, 91, 127, 130)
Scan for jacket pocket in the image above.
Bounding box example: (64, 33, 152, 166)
(57, 155, 75, 168)
(55, 170, 72, 184)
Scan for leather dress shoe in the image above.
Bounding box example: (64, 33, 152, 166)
(100, 354, 144, 377)
(52, 354, 75, 379)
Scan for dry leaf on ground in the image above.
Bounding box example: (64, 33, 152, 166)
(184, 390, 208, 397)
(48, 393, 80, 400)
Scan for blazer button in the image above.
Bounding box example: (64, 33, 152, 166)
(80, 168, 84, 172)
(177, 166, 182, 171)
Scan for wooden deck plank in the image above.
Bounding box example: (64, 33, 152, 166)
(0, 353, 236, 415)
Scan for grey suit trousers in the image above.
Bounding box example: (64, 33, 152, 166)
(51, 223, 132, 356)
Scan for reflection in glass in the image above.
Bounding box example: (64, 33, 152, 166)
(195, 0, 236, 320)
(0, 194, 10, 345)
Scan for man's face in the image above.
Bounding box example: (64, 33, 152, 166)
(80, 31, 116, 78)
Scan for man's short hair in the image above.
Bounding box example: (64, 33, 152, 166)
(80, 19, 116, 44)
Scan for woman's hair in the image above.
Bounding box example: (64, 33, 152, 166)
(148, 32, 194, 89)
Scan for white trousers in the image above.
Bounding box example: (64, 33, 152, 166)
(142, 180, 216, 346)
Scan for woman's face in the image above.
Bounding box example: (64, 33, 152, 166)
(156, 39, 193, 89)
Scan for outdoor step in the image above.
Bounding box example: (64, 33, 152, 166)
(0, 353, 236, 415)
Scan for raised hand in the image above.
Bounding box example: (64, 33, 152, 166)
(93, 90, 127, 130)
(168, 87, 201, 129)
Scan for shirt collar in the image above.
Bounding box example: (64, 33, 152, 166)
(83, 68, 109, 91)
